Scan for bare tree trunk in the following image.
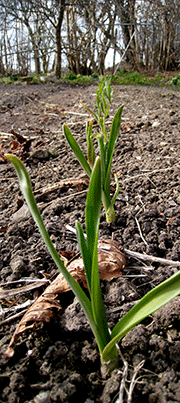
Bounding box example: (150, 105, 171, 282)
(23, 20, 41, 75)
(0, 47, 5, 75)
(3, 8, 9, 73)
(31, 33, 41, 74)
(55, 0, 66, 77)
(116, 0, 136, 67)
(145, 32, 149, 70)
(113, 28, 117, 74)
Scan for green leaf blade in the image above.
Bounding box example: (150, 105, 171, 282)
(85, 155, 111, 351)
(81, 101, 98, 121)
(97, 134, 106, 184)
(102, 270, 180, 361)
(91, 236, 111, 350)
(75, 220, 91, 292)
(85, 157, 102, 258)
(106, 105, 124, 171)
(86, 121, 95, 168)
(105, 174, 119, 223)
(63, 124, 92, 177)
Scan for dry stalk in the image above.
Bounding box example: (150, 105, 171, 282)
(0, 308, 30, 325)
(0, 278, 49, 300)
(135, 217, 148, 246)
(123, 166, 180, 182)
(124, 249, 180, 267)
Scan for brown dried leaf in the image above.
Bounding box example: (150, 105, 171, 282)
(9, 129, 27, 144)
(0, 153, 7, 162)
(10, 140, 21, 151)
(67, 239, 126, 286)
(124, 123, 131, 132)
(0, 226, 8, 233)
(4, 239, 125, 357)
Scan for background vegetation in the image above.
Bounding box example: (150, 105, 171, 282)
(0, 0, 180, 77)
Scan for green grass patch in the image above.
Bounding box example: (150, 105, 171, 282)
(62, 73, 98, 85)
(111, 71, 165, 86)
(169, 73, 180, 90)
(0, 70, 179, 90)
(60, 70, 175, 88)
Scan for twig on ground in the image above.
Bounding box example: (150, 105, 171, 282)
(135, 217, 148, 246)
(63, 111, 89, 117)
(38, 189, 88, 209)
(124, 249, 180, 267)
(34, 177, 89, 198)
(144, 174, 156, 188)
(106, 300, 139, 316)
(0, 132, 14, 138)
(0, 299, 33, 317)
(1, 177, 17, 181)
(66, 120, 87, 128)
(0, 278, 49, 300)
(123, 166, 179, 182)
(0, 309, 30, 325)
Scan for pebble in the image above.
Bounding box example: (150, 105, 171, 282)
(10, 257, 26, 275)
(152, 120, 160, 128)
(141, 114, 149, 124)
(160, 141, 167, 146)
(29, 149, 51, 161)
(11, 204, 30, 224)
(34, 391, 51, 403)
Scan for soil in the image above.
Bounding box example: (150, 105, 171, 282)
(0, 80, 180, 403)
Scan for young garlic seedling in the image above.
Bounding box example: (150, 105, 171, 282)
(63, 77, 123, 223)
(6, 153, 180, 374)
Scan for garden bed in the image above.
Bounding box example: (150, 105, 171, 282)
(0, 82, 180, 402)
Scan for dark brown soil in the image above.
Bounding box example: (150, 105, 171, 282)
(0, 81, 180, 403)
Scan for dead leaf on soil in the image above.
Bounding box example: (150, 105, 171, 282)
(0, 226, 8, 233)
(1, 129, 31, 160)
(10, 139, 22, 151)
(4, 239, 125, 358)
(124, 123, 131, 132)
(9, 129, 27, 144)
(0, 153, 7, 162)
(34, 176, 89, 201)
